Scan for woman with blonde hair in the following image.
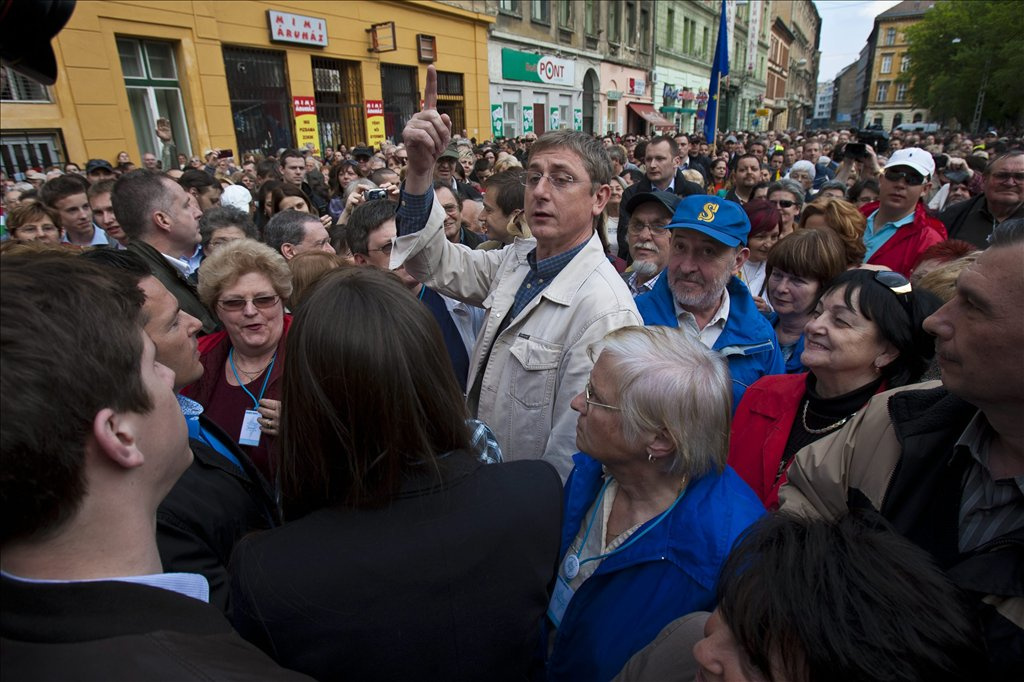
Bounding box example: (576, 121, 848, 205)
(798, 196, 867, 267)
(183, 239, 293, 480)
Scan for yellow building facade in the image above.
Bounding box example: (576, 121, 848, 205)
(862, 2, 932, 130)
(1, 0, 493, 172)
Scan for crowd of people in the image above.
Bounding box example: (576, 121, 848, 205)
(1, 65, 1021, 681)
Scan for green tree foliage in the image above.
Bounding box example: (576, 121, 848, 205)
(903, 0, 1024, 129)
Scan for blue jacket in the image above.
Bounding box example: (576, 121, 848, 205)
(636, 275, 785, 410)
(545, 453, 765, 681)
(767, 311, 807, 374)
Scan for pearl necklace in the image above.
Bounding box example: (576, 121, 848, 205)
(800, 399, 855, 435)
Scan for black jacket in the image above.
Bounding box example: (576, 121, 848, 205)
(1, 576, 311, 681)
(940, 194, 1024, 249)
(230, 453, 563, 682)
(157, 415, 279, 614)
(618, 170, 705, 261)
(128, 240, 218, 334)
(852, 387, 1023, 678)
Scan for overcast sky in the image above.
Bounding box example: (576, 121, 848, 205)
(814, 0, 901, 82)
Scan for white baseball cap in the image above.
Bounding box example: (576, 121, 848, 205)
(883, 147, 935, 178)
(220, 184, 252, 212)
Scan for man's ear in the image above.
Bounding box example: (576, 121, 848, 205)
(733, 246, 750, 273)
(352, 252, 368, 265)
(92, 408, 145, 470)
(280, 243, 296, 260)
(591, 183, 612, 217)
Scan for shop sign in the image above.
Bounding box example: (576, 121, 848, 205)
(522, 106, 535, 134)
(501, 48, 574, 86)
(573, 108, 583, 131)
(607, 90, 623, 101)
(293, 97, 320, 153)
(663, 84, 680, 102)
(491, 105, 504, 139)
(269, 11, 328, 47)
(549, 106, 560, 130)
(756, 108, 772, 117)
(364, 99, 386, 148)
(628, 78, 645, 96)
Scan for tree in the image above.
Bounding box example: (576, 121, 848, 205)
(902, 1, 1024, 131)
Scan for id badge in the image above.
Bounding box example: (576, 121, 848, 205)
(239, 409, 262, 446)
(546, 576, 575, 629)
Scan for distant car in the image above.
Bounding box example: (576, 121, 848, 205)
(895, 122, 941, 133)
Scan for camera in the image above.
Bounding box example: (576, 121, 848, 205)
(365, 189, 387, 201)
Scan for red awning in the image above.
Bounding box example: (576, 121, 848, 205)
(628, 102, 675, 129)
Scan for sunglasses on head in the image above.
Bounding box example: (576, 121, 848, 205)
(883, 169, 927, 186)
(873, 270, 914, 319)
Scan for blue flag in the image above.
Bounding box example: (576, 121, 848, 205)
(704, 0, 729, 146)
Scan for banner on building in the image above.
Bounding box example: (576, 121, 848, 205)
(364, 100, 386, 148)
(523, 106, 535, 133)
(747, 0, 763, 73)
(269, 11, 328, 47)
(293, 97, 320, 153)
(573, 108, 583, 131)
(502, 48, 575, 86)
(549, 106, 560, 131)
(491, 105, 504, 139)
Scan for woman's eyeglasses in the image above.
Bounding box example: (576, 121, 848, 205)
(217, 295, 280, 312)
(770, 199, 796, 209)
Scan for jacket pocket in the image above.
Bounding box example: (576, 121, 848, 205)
(508, 334, 562, 409)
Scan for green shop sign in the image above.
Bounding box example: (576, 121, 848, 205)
(502, 48, 574, 86)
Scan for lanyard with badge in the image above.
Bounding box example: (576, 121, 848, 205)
(229, 348, 277, 447)
(547, 477, 689, 629)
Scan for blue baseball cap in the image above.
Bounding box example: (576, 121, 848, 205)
(666, 195, 750, 247)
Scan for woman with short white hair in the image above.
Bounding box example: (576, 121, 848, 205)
(543, 326, 765, 682)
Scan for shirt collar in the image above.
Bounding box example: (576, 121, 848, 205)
(1, 570, 210, 603)
(673, 287, 730, 330)
(526, 239, 587, 281)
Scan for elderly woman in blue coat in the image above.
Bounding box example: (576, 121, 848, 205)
(544, 325, 765, 681)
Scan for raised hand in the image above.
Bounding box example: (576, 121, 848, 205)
(402, 65, 452, 194)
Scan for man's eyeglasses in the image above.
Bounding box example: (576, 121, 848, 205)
(522, 171, 580, 191)
(770, 199, 796, 209)
(627, 221, 670, 237)
(584, 381, 620, 411)
(217, 294, 280, 312)
(367, 242, 394, 256)
(990, 171, 1024, 184)
(883, 169, 927, 186)
(873, 270, 914, 319)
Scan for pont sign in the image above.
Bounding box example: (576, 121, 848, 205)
(536, 55, 574, 85)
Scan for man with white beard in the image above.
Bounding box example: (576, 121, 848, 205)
(621, 192, 679, 297)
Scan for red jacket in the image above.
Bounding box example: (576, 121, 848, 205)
(859, 201, 946, 277)
(727, 373, 808, 510)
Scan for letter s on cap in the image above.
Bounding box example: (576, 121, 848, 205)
(697, 203, 719, 223)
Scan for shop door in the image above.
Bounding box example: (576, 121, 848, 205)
(380, 64, 419, 141)
(311, 57, 364, 152)
(533, 103, 546, 136)
(222, 46, 293, 157)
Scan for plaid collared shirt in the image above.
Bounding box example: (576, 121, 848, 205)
(508, 241, 587, 320)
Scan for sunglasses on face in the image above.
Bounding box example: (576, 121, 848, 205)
(217, 295, 280, 312)
(770, 199, 796, 208)
(883, 169, 926, 186)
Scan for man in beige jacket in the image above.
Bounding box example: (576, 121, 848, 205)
(391, 66, 640, 478)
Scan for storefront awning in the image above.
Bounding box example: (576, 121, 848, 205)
(628, 102, 675, 129)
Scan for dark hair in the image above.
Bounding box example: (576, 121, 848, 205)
(990, 217, 1024, 246)
(766, 227, 847, 305)
(432, 180, 463, 209)
(38, 174, 90, 208)
(847, 178, 880, 203)
(270, 183, 315, 216)
(624, 168, 645, 185)
(279, 149, 304, 167)
(743, 199, 782, 237)
(718, 511, 987, 682)
(112, 170, 176, 239)
(6, 202, 59, 233)
(817, 269, 941, 387)
(178, 168, 219, 195)
(482, 168, 526, 216)
(647, 135, 680, 157)
(86, 178, 116, 200)
(469, 158, 491, 184)
(345, 199, 396, 255)
(279, 267, 470, 517)
(198, 205, 258, 251)
(1, 254, 150, 544)
(369, 168, 398, 186)
(256, 158, 282, 181)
